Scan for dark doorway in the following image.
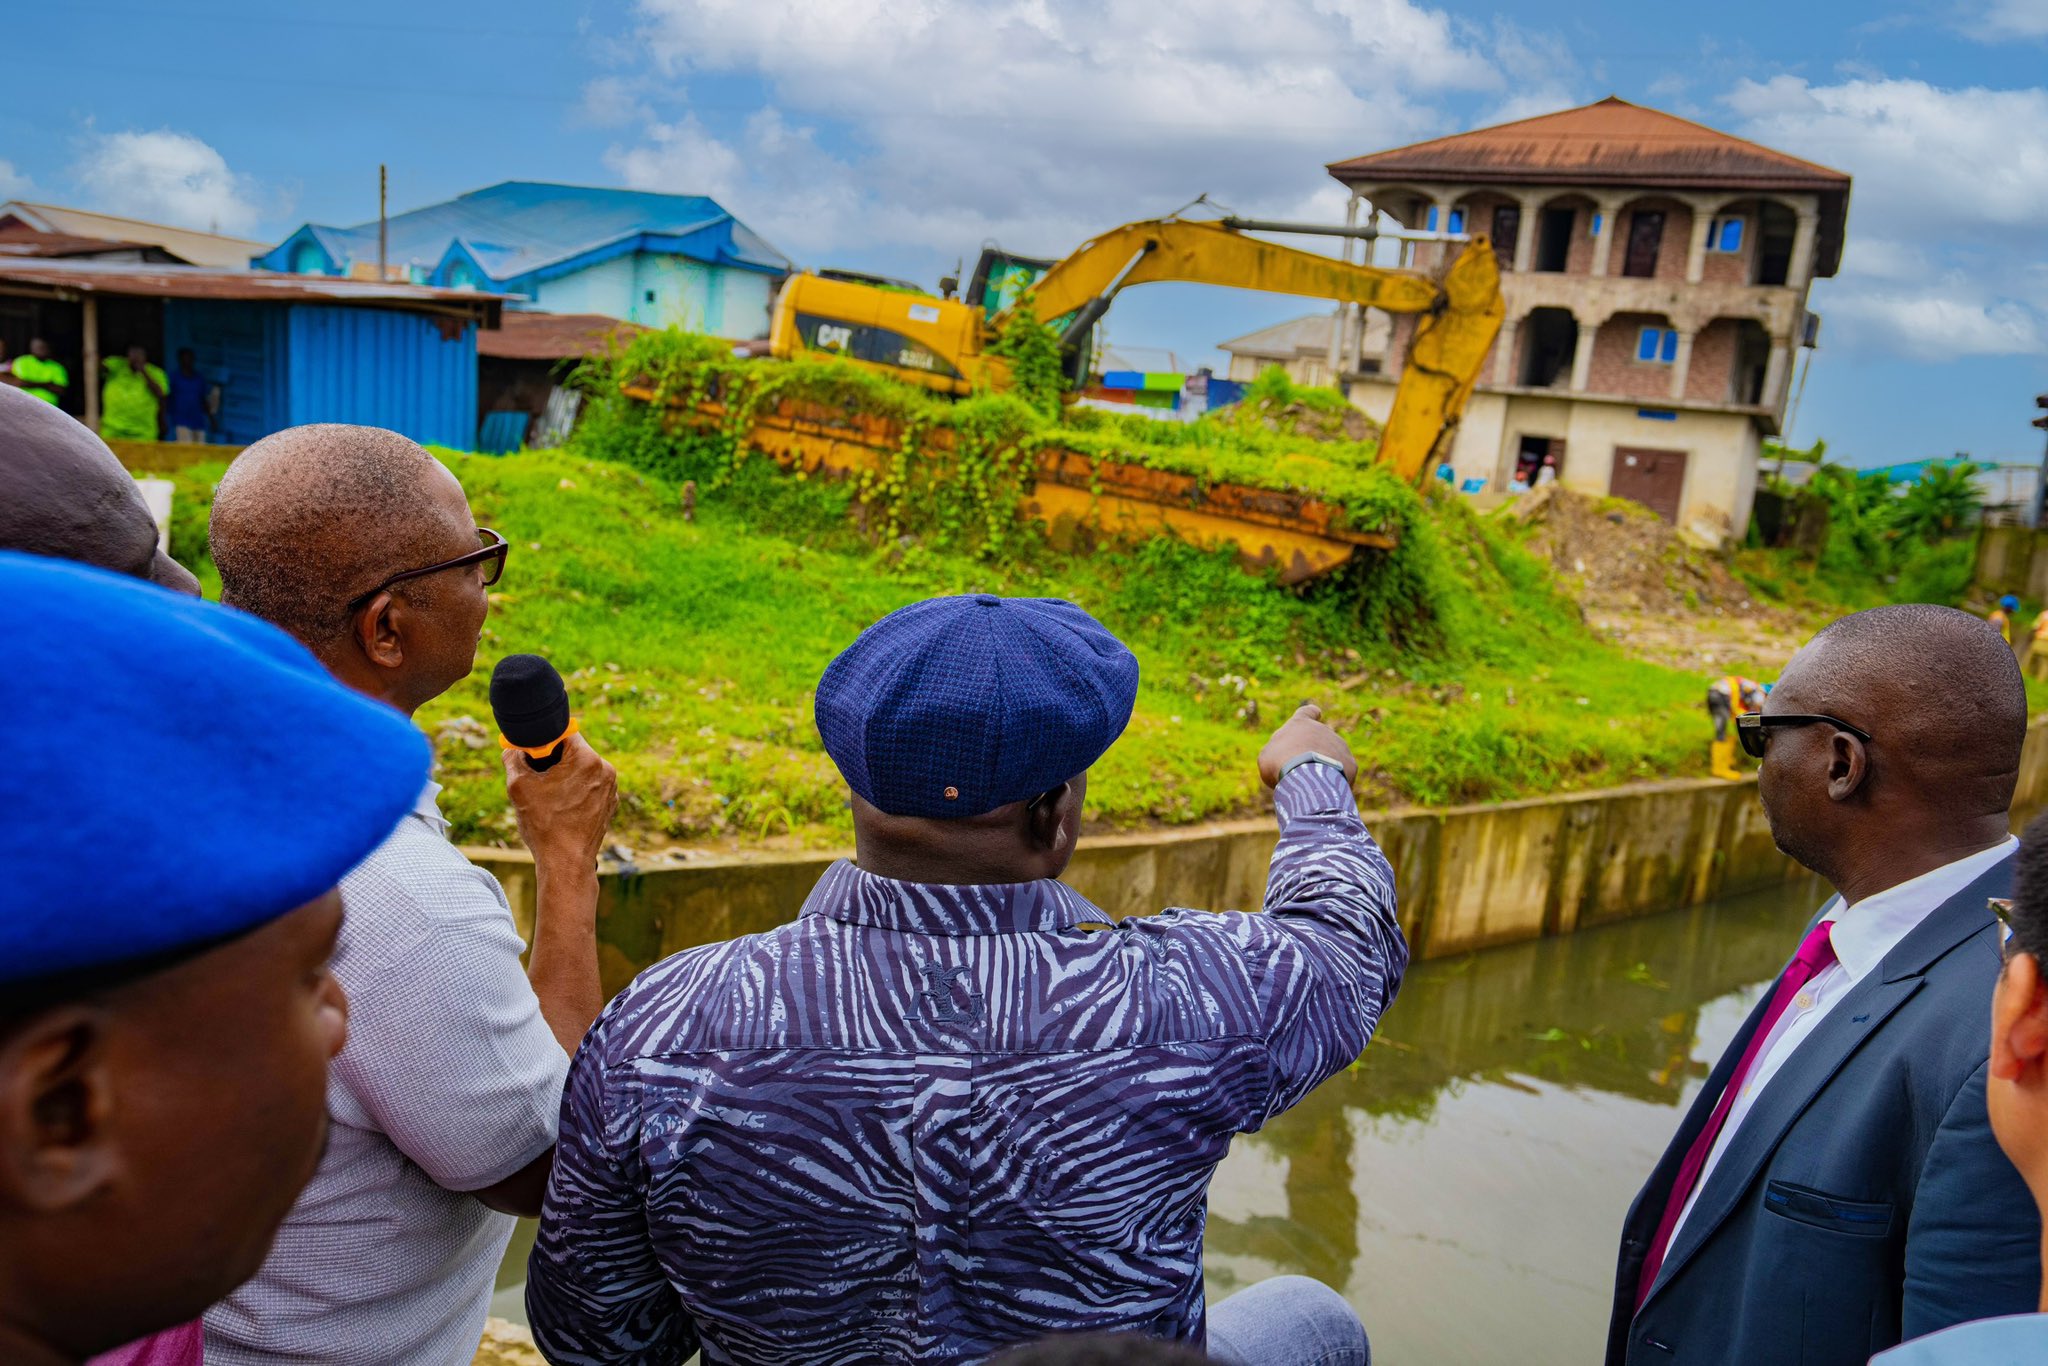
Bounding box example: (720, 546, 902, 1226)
(1513, 434, 1564, 485)
(1754, 201, 1796, 285)
(1732, 321, 1771, 405)
(1519, 307, 1577, 388)
(1610, 447, 1688, 523)
(1622, 211, 1664, 278)
(1535, 207, 1574, 272)
(1491, 204, 1522, 265)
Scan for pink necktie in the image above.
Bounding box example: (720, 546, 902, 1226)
(1635, 918, 1838, 1309)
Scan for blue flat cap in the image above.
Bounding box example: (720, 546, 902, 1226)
(0, 552, 429, 984)
(816, 594, 1139, 818)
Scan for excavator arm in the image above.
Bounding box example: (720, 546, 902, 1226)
(1009, 217, 1504, 482)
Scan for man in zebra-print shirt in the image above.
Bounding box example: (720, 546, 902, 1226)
(528, 595, 1405, 1364)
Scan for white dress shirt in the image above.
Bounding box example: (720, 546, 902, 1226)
(1668, 836, 2016, 1246)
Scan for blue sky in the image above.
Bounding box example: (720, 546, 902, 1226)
(4, 0, 2045, 468)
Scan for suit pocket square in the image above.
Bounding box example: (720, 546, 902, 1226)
(1762, 1180, 1894, 1237)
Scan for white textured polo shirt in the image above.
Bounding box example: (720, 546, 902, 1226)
(206, 783, 569, 1366)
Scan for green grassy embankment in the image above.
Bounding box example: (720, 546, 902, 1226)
(165, 451, 1712, 852)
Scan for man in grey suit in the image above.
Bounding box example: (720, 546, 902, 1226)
(1609, 603, 2042, 1366)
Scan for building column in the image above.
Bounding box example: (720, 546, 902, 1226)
(1569, 321, 1598, 392)
(1685, 207, 1715, 284)
(1590, 199, 1621, 277)
(81, 294, 100, 435)
(1493, 316, 1520, 387)
(1761, 339, 1791, 412)
(1787, 210, 1821, 288)
(1668, 329, 1695, 401)
(1326, 195, 1357, 377)
(1513, 193, 1540, 273)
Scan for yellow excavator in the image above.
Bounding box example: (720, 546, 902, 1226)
(766, 213, 1504, 482)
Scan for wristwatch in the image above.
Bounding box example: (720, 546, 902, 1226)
(1277, 751, 1348, 781)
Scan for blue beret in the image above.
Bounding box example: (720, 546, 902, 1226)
(815, 594, 1139, 818)
(0, 552, 429, 984)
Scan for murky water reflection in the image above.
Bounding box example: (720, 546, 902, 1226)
(494, 877, 1823, 1361)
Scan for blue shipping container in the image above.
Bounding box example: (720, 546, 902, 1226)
(164, 300, 478, 449)
(286, 306, 477, 449)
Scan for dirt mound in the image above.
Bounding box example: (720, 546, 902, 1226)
(1507, 485, 1757, 616)
(1261, 398, 1380, 444)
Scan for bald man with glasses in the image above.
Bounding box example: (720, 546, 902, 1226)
(1610, 604, 2041, 1366)
(203, 425, 619, 1366)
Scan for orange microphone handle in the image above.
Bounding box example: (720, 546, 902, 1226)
(499, 715, 579, 770)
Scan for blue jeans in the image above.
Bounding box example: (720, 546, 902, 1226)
(1208, 1276, 1370, 1365)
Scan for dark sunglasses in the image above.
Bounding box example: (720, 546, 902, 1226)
(1734, 711, 1875, 760)
(345, 526, 508, 615)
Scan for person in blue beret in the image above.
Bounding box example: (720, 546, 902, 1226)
(0, 552, 428, 1366)
(530, 593, 1407, 1365)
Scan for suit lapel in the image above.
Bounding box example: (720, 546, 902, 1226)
(1642, 854, 2013, 1307)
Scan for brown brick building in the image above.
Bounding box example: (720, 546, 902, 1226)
(1322, 97, 1850, 540)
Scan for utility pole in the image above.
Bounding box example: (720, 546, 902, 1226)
(378, 164, 388, 281)
(2030, 391, 2048, 528)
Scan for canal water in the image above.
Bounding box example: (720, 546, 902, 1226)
(491, 876, 1824, 1362)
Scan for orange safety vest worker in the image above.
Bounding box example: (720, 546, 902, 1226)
(1707, 675, 1764, 780)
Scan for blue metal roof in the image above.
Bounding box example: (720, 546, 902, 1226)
(252, 181, 792, 285)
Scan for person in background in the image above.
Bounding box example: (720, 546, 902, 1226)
(0, 384, 198, 593)
(1, 336, 69, 405)
(1989, 594, 2020, 647)
(100, 345, 166, 442)
(1706, 674, 1768, 781)
(166, 348, 211, 444)
(0, 551, 429, 1366)
(528, 595, 1395, 1365)
(1534, 453, 1559, 487)
(1866, 811, 2048, 1361)
(204, 426, 619, 1366)
(1610, 604, 2040, 1366)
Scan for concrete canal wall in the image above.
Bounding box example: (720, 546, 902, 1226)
(470, 720, 2048, 996)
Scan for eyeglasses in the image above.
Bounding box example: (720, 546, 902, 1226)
(1734, 711, 1875, 760)
(345, 527, 507, 615)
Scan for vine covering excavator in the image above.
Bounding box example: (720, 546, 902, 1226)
(765, 213, 1504, 482)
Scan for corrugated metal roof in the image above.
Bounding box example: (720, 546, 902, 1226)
(0, 257, 503, 323)
(255, 181, 793, 284)
(0, 227, 167, 259)
(1329, 98, 1850, 191)
(1219, 310, 1390, 358)
(479, 311, 645, 360)
(0, 201, 269, 269)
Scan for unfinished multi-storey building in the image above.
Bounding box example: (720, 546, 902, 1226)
(1324, 97, 1851, 540)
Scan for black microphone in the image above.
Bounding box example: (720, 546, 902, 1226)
(491, 654, 574, 772)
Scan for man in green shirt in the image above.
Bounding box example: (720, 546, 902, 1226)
(2, 338, 69, 405)
(101, 345, 167, 441)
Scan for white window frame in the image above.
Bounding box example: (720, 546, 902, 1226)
(1635, 326, 1678, 364)
(1708, 215, 1745, 253)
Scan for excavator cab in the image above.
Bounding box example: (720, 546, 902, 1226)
(965, 247, 1093, 386)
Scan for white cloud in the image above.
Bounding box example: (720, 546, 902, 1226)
(69, 129, 263, 236)
(602, 0, 1571, 262)
(1964, 0, 2048, 39)
(577, 75, 649, 129)
(1724, 75, 2048, 360)
(0, 159, 33, 198)
(1726, 75, 2048, 233)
